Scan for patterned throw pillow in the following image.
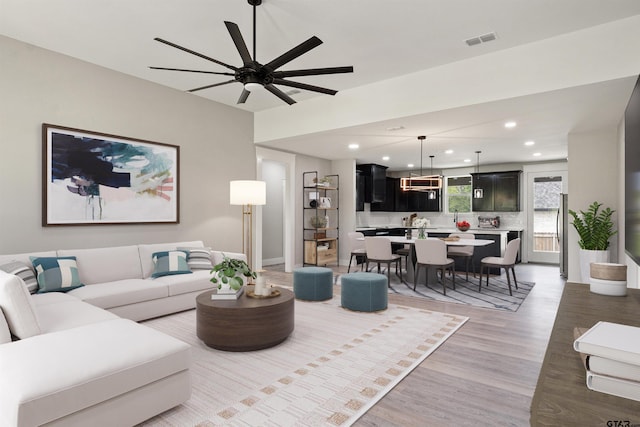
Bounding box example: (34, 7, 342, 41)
(30, 256, 85, 293)
(151, 250, 192, 278)
(178, 247, 213, 270)
(0, 260, 39, 294)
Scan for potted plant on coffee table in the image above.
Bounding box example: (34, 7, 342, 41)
(568, 201, 617, 282)
(210, 255, 256, 293)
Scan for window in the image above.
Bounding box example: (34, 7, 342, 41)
(446, 176, 472, 213)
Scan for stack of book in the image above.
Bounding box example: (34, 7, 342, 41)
(574, 321, 640, 401)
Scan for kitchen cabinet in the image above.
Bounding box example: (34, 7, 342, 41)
(471, 171, 521, 212)
(407, 189, 441, 212)
(357, 164, 387, 203)
(356, 171, 364, 211)
(371, 177, 398, 211)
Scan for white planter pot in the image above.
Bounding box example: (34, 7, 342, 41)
(579, 249, 610, 283)
(216, 274, 246, 293)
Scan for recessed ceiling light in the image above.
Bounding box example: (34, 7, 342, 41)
(382, 156, 390, 161)
(386, 126, 405, 131)
(463, 159, 471, 163)
(445, 149, 453, 154)
(533, 152, 541, 157)
(407, 163, 414, 168)
(524, 140, 535, 146)
(504, 121, 517, 128)
(348, 143, 359, 150)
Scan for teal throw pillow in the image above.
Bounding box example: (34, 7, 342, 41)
(30, 256, 84, 293)
(152, 250, 192, 278)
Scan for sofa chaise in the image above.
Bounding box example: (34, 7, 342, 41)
(0, 241, 244, 426)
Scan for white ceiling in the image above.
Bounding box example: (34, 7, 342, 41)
(2, 0, 640, 170)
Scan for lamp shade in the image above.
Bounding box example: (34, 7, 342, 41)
(230, 180, 266, 205)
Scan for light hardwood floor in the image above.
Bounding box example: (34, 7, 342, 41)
(263, 263, 565, 426)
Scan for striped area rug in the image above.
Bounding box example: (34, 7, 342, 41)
(139, 296, 467, 426)
(338, 272, 535, 312)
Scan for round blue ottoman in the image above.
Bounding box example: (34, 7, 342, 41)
(341, 272, 388, 312)
(293, 267, 334, 301)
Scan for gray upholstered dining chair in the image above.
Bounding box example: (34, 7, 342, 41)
(347, 231, 366, 272)
(414, 238, 455, 295)
(364, 236, 402, 286)
(479, 238, 520, 295)
(447, 233, 475, 281)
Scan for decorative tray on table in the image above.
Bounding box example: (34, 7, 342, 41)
(246, 288, 281, 299)
(439, 236, 461, 242)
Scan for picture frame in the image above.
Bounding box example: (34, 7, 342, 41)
(42, 124, 179, 226)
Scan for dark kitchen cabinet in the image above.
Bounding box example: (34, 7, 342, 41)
(371, 177, 396, 211)
(471, 171, 521, 212)
(394, 180, 409, 212)
(356, 171, 364, 212)
(408, 189, 441, 212)
(357, 164, 387, 203)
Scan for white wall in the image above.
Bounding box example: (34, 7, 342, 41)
(261, 160, 285, 265)
(567, 128, 620, 283)
(0, 36, 254, 254)
(331, 159, 356, 265)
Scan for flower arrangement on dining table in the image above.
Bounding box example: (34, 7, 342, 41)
(412, 217, 430, 239)
(456, 220, 471, 231)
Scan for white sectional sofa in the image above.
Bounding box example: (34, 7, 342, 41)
(0, 241, 244, 426)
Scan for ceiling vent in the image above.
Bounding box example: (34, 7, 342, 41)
(465, 32, 497, 47)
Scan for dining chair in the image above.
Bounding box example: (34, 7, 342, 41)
(414, 238, 455, 295)
(479, 238, 520, 295)
(347, 231, 366, 273)
(364, 237, 402, 286)
(447, 233, 476, 281)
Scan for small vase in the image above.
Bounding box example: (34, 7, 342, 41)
(418, 228, 426, 239)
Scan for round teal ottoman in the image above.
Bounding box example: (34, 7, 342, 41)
(293, 267, 333, 301)
(341, 272, 388, 312)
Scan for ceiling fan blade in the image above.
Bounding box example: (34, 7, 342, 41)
(272, 66, 354, 78)
(154, 37, 238, 71)
(237, 89, 250, 104)
(149, 66, 235, 76)
(272, 78, 337, 95)
(187, 79, 236, 93)
(264, 84, 296, 105)
(224, 21, 253, 66)
(264, 36, 323, 71)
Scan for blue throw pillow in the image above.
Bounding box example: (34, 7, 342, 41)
(151, 250, 192, 278)
(30, 256, 85, 293)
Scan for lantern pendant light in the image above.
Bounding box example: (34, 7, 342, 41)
(473, 150, 484, 199)
(428, 155, 437, 199)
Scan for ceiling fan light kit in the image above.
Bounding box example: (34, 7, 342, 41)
(150, 0, 353, 105)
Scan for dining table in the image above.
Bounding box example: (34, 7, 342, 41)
(360, 236, 495, 286)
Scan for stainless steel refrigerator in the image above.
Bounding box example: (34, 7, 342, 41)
(557, 193, 569, 278)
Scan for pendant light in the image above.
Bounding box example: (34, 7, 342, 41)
(428, 155, 437, 199)
(400, 136, 442, 192)
(473, 150, 484, 199)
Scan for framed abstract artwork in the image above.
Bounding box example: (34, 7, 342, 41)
(42, 124, 179, 225)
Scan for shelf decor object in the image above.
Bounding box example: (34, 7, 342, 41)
(229, 180, 266, 269)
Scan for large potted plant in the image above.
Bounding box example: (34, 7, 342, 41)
(568, 201, 617, 282)
(210, 255, 256, 293)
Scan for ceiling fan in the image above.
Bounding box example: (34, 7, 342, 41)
(150, 0, 354, 105)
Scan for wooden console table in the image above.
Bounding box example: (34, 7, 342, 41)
(531, 282, 640, 425)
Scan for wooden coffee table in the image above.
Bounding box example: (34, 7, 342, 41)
(196, 286, 294, 351)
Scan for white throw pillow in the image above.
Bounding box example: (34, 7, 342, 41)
(0, 308, 10, 344)
(0, 271, 41, 339)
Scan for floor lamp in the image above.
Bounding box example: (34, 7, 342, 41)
(230, 180, 266, 270)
